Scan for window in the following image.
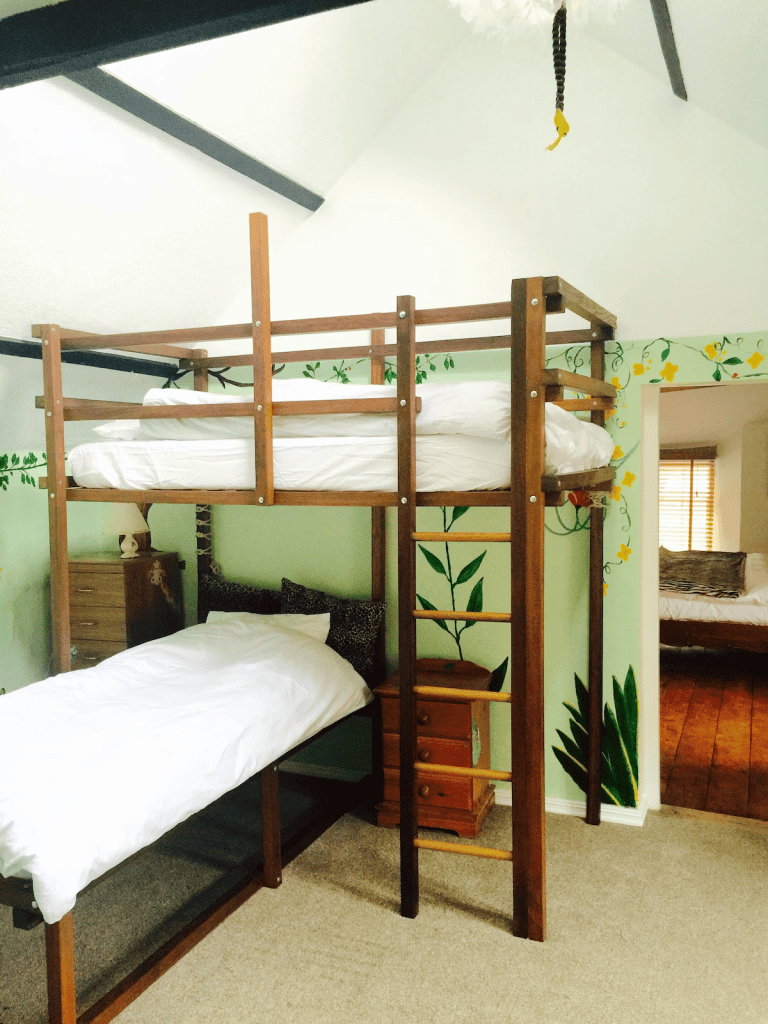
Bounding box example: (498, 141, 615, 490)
(659, 447, 716, 551)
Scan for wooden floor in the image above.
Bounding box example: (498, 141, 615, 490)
(660, 646, 768, 820)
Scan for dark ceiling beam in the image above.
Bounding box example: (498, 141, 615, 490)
(65, 68, 324, 211)
(649, 0, 687, 101)
(0, 0, 375, 91)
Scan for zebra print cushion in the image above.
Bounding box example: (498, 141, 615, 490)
(659, 547, 747, 599)
(281, 577, 385, 683)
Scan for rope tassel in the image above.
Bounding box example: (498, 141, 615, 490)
(547, 2, 569, 151)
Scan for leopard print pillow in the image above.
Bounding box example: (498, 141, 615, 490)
(199, 567, 281, 623)
(280, 577, 385, 683)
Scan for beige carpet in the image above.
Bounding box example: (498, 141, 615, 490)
(105, 806, 768, 1024)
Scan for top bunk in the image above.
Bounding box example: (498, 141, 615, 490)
(35, 212, 618, 510)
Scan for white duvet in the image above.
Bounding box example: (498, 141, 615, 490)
(0, 616, 372, 924)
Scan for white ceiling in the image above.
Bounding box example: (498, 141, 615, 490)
(81, 0, 767, 199)
(660, 381, 768, 445)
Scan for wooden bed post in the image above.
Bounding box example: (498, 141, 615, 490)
(45, 913, 76, 1024)
(40, 323, 71, 674)
(249, 212, 274, 507)
(396, 296, 418, 919)
(510, 278, 547, 942)
(261, 761, 282, 888)
(586, 329, 607, 825)
(370, 328, 387, 684)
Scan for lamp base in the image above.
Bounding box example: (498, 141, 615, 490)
(119, 533, 139, 559)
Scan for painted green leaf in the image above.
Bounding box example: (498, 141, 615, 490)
(713, 366, 722, 381)
(574, 674, 590, 726)
(601, 781, 623, 805)
(418, 545, 447, 577)
(620, 666, 639, 780)
(416, 594, 450, 634)
(489, 657, 508, 692)
(661, 346, 670, 361)
(448, 506, 470, 528)
(563, 701, 585, 730)
(466, 577, 484, 613)
(722, 357, 743, 365)
(553, 746, 589, 792)
(603, 704, 637, 807)
(11, 454, 19, 465)
(569, 717, 589, 763)
(0, 455, 7, 471)
(455, 551, 486, 585)
(649, 378, 662, 383)
(557, 728, 585, 766)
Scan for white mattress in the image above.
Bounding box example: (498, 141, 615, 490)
(69, 423, 612, 492)
(660, 552, 768, 625)
(0, 616, 372, 924)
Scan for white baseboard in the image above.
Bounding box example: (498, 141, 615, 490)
(494, 787, 648, 827)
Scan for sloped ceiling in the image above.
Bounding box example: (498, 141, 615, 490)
(4, 0, 768, 193)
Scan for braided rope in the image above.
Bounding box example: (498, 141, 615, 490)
(553, 2, 567, 112)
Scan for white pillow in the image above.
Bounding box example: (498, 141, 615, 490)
(205, 610, 331, 643)
(92, 419, 140, 440)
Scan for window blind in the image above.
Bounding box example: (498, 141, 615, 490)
(658, 458, 715, 550)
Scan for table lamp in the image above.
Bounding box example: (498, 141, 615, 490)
(104, 503, 150, 558)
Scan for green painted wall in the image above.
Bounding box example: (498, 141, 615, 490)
(2, 329, 766, 804)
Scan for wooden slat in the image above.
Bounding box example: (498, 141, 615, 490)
(396, 293, 419, 921)
(413, 685, 511, 703)
(664, 676, 723, 811)
(414, 761, 512, 782)
(40, 324, 71, 675)
(261, 762, 282, 888)
(45, 915, 76, 1024)
(551, 397, 614, 413)
(32, 324, 198, 360)
(414, 838, 513, 861)
(706, 675, 752, 817)
(185, 327, 613, 371)
(250, 212, 273, 506)
(540, 467, 615, 493)
(414, 609, 511, 623)
(413, 532, 511, 543)
(370, 329, 387, 685)
(541, 368, 618, 397)
(542, 277, 617, 330)
(659, 671, 696, 801)
(510, 276, 547, 942)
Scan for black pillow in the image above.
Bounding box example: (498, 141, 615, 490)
(198, 567, 282, 623)
(280, 577, 385, 682)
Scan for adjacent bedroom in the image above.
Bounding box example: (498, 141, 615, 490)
(1, 2, 767, 1023)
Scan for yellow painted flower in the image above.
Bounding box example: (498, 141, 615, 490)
(610, 485, 622, 501)
(611, 376, 621, 390)
(659, 362, 679, 384)
(605, 407, 616, 419)
(705, 343, 717, 359)
(603, 583, 608, 596)
(612, 445, 624, 460)
(632, 363, 645, 376)
(747, 352, 765, 370)
(617, 543, 631, 562)
(622, 471, 636, 487)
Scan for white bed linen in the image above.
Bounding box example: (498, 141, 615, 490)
(70, 419, 613, 492)
(660, 552, 768, 624)
(0, 618, 372, 924)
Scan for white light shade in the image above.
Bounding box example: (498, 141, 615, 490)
(448, 0, 626, 36)
(104, 503, 149, 558)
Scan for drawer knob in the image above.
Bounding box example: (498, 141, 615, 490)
(417, 712, 430, 726)
(418, 784, 430, 798)
(76, 588, 96, 593)
(418, 748, 431, 762)
(78, 621, 96, 628)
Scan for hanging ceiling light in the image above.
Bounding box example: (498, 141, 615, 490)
(448, 0, 626, 38)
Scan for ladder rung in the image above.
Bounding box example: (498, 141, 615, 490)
(413, 532, 511, 543)
(413, 685, 511, 702)
(414, 610, 511, 623)
(415, 838, 513, 861)
(415, 761, 512, 782)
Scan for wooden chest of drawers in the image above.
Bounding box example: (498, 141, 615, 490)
(374, 658, 496, 838)
(69, 551, 184, 671)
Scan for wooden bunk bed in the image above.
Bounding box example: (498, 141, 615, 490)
(2, 212, 616, 1021)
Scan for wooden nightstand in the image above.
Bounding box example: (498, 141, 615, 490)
(68, 551, 184, 671)
(374, 658, 496, 838)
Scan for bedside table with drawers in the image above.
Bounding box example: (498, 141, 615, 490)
(68, 551, 184, 671)
(374, 658, 496, 838)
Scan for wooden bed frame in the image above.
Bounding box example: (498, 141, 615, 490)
(5, 212, 617, 1021)
(660, 618, 768, 653)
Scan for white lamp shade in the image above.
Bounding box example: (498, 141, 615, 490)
(104, 504, 149, 557)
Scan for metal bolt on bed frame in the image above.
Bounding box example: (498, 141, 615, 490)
(399, 311, 406, 318)
(531, 298, 539, 306)
(530, 495, 537, 503)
